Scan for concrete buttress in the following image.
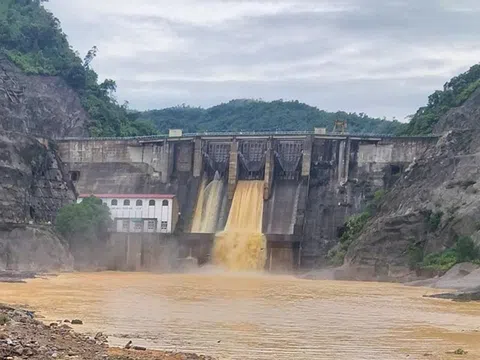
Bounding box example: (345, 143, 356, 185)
(228, 140, 239, 200)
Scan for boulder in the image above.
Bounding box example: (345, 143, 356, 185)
(433, 263, 480, 289)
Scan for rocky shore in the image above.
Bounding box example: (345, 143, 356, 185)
(0, 304, 217, 360)
(406, 262, 480, 302)
(299, 262, 480, 302)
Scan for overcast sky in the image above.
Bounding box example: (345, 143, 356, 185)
(45, 0, 480, 121)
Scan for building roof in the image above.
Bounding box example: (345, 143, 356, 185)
(79, 194, 175, 199)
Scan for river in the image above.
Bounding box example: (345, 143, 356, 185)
(1, 272, 480, 360)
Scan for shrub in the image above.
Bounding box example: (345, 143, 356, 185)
(327, 246, 347, 266)
(418, 236, 480, 272)
(408, 240, 425, 270)
(373, 189, 386, 204)
(456, 236, 479, 263)
(56, 196, 111, 249)
(421, 249, 457, 271)
(427, 211, 443, 231)
(328, 211, 371, 265)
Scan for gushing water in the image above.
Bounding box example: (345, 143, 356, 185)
(213, 180, 267, 271)
(191, 172, 224, 233)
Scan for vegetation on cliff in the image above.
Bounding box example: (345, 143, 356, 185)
(416, 236, 480, 272)
(0, 0, 157, 137)
(403, 63, 480, 135)
(328, 190, 386, 266)
(56, 196, 111, 249)
(139, 100, 404, 134)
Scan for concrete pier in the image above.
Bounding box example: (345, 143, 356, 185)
(301, 135, 313, 177)
(193, 138, 203, 178)
(227, 140, 239, 200)
(264, 139, 274, 200)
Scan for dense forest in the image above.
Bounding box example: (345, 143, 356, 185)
(139, 100, 405, 134)
(3, 1, 480, 137)
(0, 0, 403, 137)
(402, 63, 480, 135)
(0, 0, 157, 137)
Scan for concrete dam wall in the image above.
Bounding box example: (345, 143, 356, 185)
(57, 133, 438, 270)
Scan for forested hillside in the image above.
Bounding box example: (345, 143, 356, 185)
(0, 0, 156, 137)
(7, 0, 456, 137)
(403, 63, 480, 135)
(139, 100, 405, 134)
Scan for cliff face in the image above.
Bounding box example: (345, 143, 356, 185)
(0, 224, 73, 271)
(344, 130, 480, 281)
(0, 57, 88, 138)
(0, 131, 75, 271)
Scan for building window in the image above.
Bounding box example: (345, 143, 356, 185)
(111, 199, 118, 206)
(134, 222, 142, 232)
(162, 200, 169, 206)
(122, 219, 129, 231)
(149, 200, 155, 206)
(147, 220, 156, 230)
(161, 221, 168, 230)
(124, 199, 130, 206)
(136, 200, 143, 206)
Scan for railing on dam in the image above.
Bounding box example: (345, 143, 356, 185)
(56, 131, 440, 142)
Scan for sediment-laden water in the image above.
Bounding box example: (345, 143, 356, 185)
(191, 174, 224, 234)
(1, 272, 480, 359)
(213, 180, 267, 271)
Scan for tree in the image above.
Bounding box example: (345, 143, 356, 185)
(83, 45, 98, 68)
(0, 1, 158, 137)
(138, 99, 406, 134)
(55, 196, 112, 249)
(403, 63, 480, 135)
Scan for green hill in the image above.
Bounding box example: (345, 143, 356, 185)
(139, 99, 405, 134)
(1, 1, 407, 137)
(0, 0, 156, 137)
(403, 63, 480, 135)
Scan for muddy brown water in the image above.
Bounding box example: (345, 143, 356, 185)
(1, 272, 480, 360)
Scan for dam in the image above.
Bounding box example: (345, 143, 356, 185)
(56, 130, 438, 271)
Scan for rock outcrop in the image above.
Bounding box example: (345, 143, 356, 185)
(0, 224, 73, 271)
(0, 57, 88, 138)
(0, 131, 76, 271)
(344, 129, 480, 281)
(0, 131, 76, 223)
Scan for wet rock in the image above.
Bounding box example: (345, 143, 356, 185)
(124, 340, 132, 349)
(425, 287, 480, 302)
(433, 263, 480, 289)
(12, 344, 23, 355)
(133, 346, 147, 351)
(71, 319, 83, 325)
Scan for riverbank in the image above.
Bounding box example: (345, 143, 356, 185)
(299, 262, 480, 301)
(0, 303, 217, 360)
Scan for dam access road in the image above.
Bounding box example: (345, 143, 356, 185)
(1, 271, 480, 360)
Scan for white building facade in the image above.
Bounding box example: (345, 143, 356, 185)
(77, 194, 178, 234)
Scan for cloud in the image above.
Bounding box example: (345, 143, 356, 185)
(45, 0, 480, 121)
